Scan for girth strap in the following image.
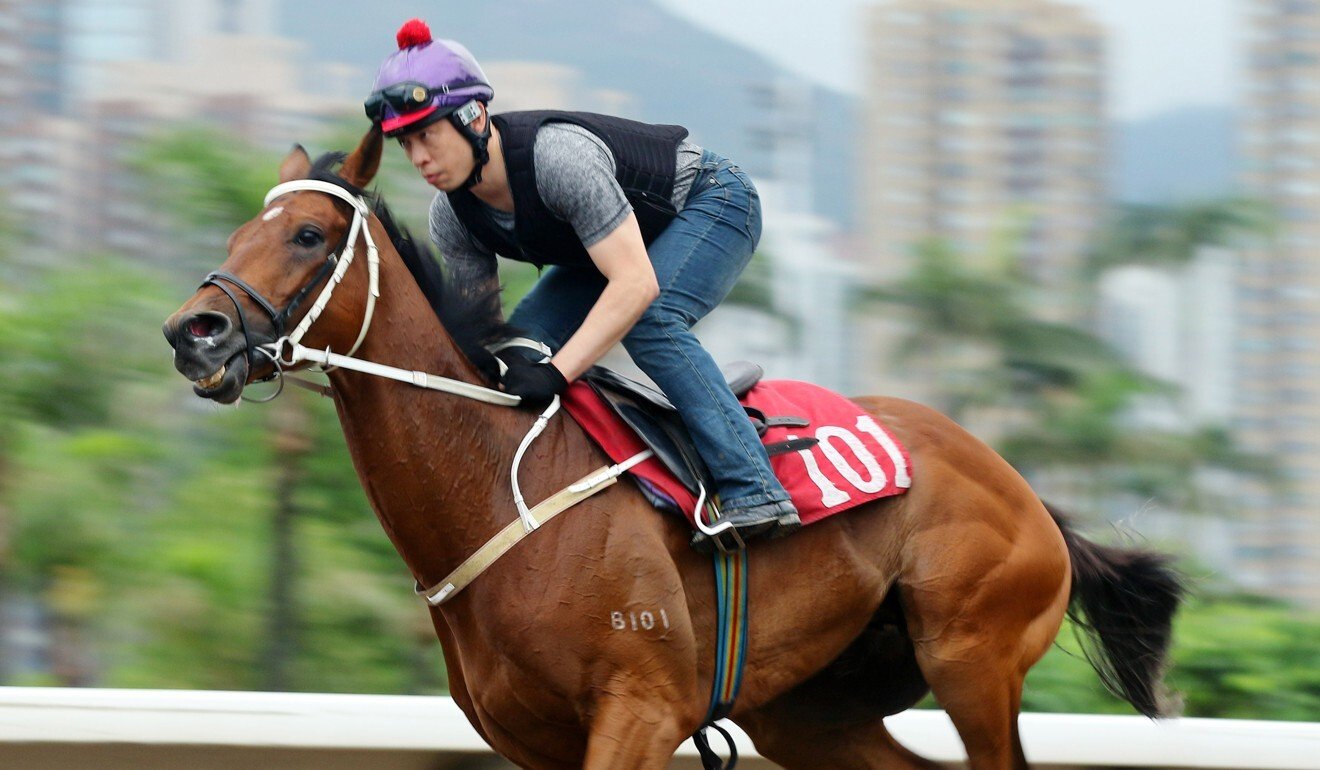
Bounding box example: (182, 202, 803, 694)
(691, 537, 750, 770)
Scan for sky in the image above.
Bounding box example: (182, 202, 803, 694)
(657, 0, 1238, 121)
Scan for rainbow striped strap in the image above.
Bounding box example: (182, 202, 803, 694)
(705, 546, 749, 723)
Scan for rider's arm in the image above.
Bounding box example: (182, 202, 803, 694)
(549, 213, 658, 381)
(523, 124, 663, 382)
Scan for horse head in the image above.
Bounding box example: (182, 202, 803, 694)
(163, 128, 384, 403)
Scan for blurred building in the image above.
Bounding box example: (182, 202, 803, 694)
(697, 78, 859, 393)
(0, 0, 301, 258)
(748, 78, 858, 393)
(1097, 247, 1238, 427)
(1237, 0, 1320, 606)
(860, 0, 1107, 321)
(1094, 250, 1242, 582)
(483, 61, 636, 116)
(66, 0, 275, 96)
(71, 33, 359, 261)
(0, 1, 88, 258)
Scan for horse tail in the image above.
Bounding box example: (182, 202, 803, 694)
(1044, 501, 1186, 718)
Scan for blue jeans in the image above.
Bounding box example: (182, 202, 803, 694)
(509, 150, 791, 511)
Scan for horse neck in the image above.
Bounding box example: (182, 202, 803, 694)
(322, 246, 532, 586)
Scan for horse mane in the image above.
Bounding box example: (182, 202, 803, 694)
(307, 152, 516, 383)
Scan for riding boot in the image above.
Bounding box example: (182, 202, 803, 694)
(691, 499, 800, 553)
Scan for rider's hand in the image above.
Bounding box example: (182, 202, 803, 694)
(500, 361, 568, 408)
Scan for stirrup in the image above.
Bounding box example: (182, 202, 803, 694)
(690, 485, 747, 554)
(691, 526, 747, 555)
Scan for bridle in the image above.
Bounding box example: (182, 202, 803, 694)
(199, 179, 381, 401)
(202, 177, 584, 534)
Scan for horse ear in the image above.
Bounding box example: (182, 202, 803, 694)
(341, 126, 383, 188)
(279, 144, 312, 183)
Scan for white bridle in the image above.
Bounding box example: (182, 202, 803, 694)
(255, 178, 522, 408)
(263, 180, 380, 361)
(229, 178, 659, 605)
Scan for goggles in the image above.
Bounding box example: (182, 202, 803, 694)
(363, 80, 484, 122)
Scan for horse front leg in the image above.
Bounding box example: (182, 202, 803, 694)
(581, 691, 691, 769)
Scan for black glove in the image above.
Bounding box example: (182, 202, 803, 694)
(500, 361, 569, 408)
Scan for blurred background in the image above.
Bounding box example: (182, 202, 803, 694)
(0, 0, 1317, 721)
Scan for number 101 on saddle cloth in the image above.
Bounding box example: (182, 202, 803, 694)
(563, 366, 913, 527)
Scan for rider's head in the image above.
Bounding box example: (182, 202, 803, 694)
(364, 19, 494, 188)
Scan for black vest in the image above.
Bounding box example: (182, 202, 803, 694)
(447, 110, 690, 268)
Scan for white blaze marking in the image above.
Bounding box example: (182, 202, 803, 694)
(262, 206, 285, 221)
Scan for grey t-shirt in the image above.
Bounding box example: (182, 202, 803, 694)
(430, 122, 703, 293)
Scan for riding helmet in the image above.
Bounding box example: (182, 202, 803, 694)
(366, 19, 494, 138)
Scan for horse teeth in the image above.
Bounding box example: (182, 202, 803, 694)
(196, 365, 226, 389)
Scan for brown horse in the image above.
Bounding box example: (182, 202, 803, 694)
(163, 127, 1184, 770)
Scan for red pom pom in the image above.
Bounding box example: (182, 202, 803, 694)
(396, 18, 432, 49)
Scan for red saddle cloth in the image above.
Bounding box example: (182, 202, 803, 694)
(562, 379, 912, 528)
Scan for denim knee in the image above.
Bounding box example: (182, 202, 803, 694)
(630, 302, 695, 340)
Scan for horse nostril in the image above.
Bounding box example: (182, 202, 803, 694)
(185, 312, 230, 340)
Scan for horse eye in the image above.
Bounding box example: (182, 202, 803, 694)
(293, 227, 324, 248)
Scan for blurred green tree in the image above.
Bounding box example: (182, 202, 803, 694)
(129, 126, 446, 694)
(863, 226, 1273, 514)
(0, 254, 174, 685)
(1087, 199, 1275, 277)
(861, 237, 1139, 422)
(1022, 594, 1320, 720)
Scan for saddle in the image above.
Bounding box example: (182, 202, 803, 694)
(496, 339, 913, 546)
(580, 363, 817, 510)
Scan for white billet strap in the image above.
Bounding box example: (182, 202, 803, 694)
(418, 450, 654, 606)
(267, 339, 521, 406)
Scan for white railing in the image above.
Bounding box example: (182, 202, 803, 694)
(1, 687, 1317, 769)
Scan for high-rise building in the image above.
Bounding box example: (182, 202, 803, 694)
(0, 0, 81, 254)
(0, 3, 30, 181)
(860, 0, 1107, 320)
(0, 0, 286, 256)
(73, 33, 360, 262)
(1097, 247, 1238, 426)
(1237, 0, 1320, 606)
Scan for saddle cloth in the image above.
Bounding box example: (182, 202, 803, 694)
(562, 366, 912, 528)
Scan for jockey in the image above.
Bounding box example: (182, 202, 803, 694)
(365, 19, 799, 544)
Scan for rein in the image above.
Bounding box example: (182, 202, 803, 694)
(217, 177, 644, 544)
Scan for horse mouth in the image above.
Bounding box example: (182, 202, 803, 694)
(195, 366, 226, 389)
(192, 352, 249, 404)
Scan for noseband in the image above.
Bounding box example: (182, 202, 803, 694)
(200, 179, 381, 399)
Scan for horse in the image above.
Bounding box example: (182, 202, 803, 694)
(163, 126, 1185, 770)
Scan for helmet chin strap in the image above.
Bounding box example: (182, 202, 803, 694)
(451, 102, 492, 189)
